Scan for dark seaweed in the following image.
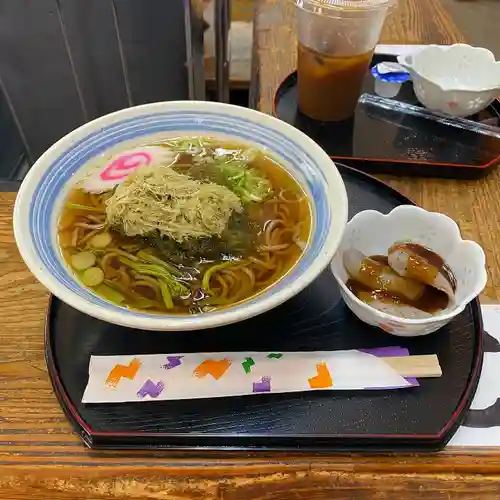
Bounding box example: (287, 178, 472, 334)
(149, 211, 258, 266)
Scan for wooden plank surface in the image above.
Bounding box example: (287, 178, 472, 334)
(0, 0, 86, 161)
(0, 0, 498, 498)
(0, 0, 189, 163)
(0, 87, 25, 180)
(57, 0, 131, 119)
(112, 0, 188, 105)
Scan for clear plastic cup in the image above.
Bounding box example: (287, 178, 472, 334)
(296, 0, 397, 121)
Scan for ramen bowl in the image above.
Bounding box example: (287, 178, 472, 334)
(14, 101, 348, 331)
(331, 205, 486, 337)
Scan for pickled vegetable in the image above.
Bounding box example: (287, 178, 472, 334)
(82, 267, 105, 287)
(71, 251, 96, 271)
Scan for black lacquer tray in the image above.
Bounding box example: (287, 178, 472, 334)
(274, 54, 500, 178)
(45, 164, 483, 451)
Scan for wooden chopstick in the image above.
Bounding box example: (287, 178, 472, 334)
(380, 354, 442, 378)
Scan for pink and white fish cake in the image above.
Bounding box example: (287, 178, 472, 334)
(82, 146, 176, 193)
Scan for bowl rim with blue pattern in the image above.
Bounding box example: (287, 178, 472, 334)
(13, 101, 348, 331)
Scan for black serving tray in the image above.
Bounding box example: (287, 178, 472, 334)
(274, 54, 500, 178)
(45, 164, 483, 451)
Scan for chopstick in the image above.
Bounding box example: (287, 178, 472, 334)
(380, 354, 442, 378)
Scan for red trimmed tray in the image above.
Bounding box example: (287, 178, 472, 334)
(45, 164, 483, 451)
(274, 55, 500, 178)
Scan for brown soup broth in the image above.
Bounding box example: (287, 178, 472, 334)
(58, 138, 312, 315)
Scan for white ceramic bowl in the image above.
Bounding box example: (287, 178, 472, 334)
(13, 101, 348, 331)
(331, 205, 487, 337)
(398, 44, 500, 117)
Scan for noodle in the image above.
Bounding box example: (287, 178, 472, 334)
(87, 214, 106, 224)
(133, 273, 164, 289)
(276, 210, 289, 223)
(259, 243, 290, 252)
(256, 260, 284, 288)
(133, 280, 161, 301)
(216, 275, 229, 299)
(118, 268, 132, 288)
(264, 219, 282, 246)
(59, 137, 311, 314)
(74, 222, 105, 230)
(248, 256, 274, 270)
(71, 227, 81, 247)
(279, 189, 302, 203)
(79, 228, 104, 245)
(241, 267, 256, 289)
(101, 253, 120, 273)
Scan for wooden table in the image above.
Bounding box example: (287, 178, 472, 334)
(0, 0, 499, 497)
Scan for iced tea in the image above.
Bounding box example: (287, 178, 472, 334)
(297, 43, 373, 122)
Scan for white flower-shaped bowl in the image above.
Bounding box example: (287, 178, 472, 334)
(13, 101, 348, 331)
(398, 44, 500, 117)
(331, 205, 487, 337)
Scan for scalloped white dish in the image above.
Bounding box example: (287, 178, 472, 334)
(331, 205, 487, 337)
(398, 44, 500, 117)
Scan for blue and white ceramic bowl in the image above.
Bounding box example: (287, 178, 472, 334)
(14, 101, 348, 331)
